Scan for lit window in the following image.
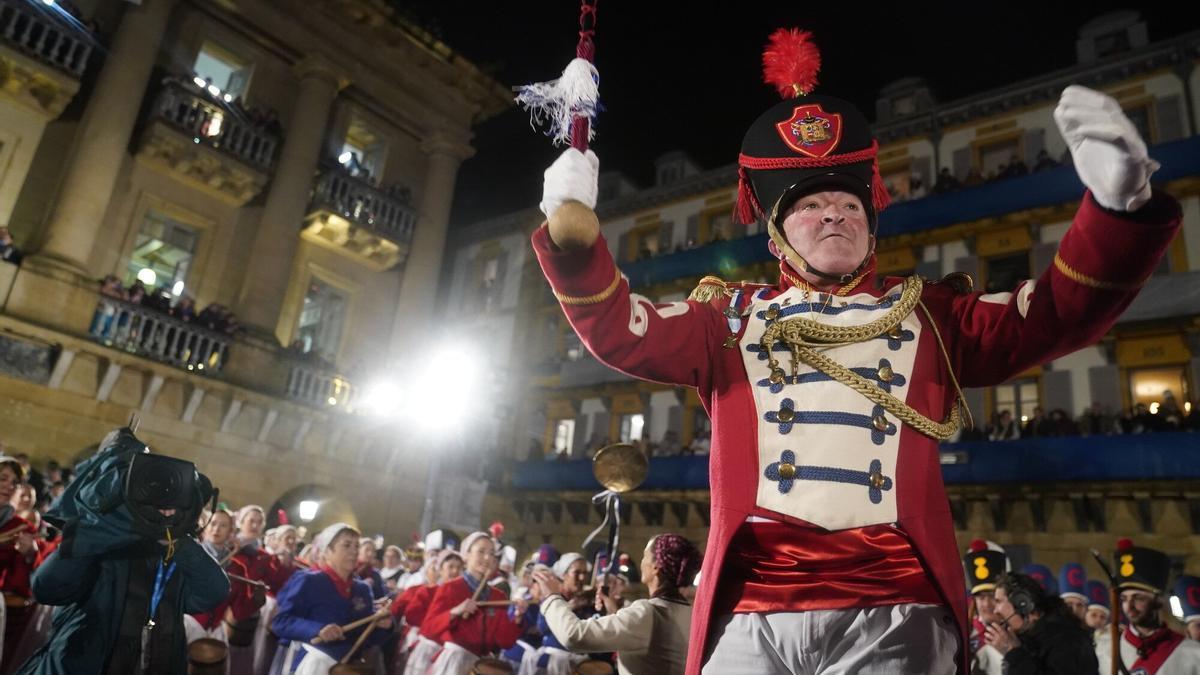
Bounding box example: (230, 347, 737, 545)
(125, 211, 197, 293)
(619, 413, 644, 443)
(296, 278, 347, 362)
(993, 377, 1039, 422)
(192, 41, 253, 100)
(553, 419, 575, 457)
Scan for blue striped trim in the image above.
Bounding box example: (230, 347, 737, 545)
(755, 294, 900, 325)
(764, 403, 897, 444)
(764, 452, 894, 503)
(756, 358, 907, 394)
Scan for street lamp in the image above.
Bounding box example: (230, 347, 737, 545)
(298, 500, 320, 522)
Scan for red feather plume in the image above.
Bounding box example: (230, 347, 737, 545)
(969, 539, 987, 553)
(1117, 538, 1134, 552)
(762, 28, 821, 99)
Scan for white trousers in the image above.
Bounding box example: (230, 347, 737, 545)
(403, 636, 441, 675)
(185, 614, 229, 645)
(702, 604, 957, 675)
(429, 641, 476, 675)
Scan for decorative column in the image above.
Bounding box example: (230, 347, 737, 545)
(388, 131, 475, 357)
(33, 0, 177, 276)
(235, 56, 341, 343)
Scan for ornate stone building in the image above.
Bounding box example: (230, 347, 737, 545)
(0, 0, 508, 537)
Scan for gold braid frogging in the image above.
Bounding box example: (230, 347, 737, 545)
(759, 275, 972, 441)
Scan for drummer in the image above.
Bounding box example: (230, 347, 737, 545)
(0, 455, 40, 673)
(532, 534, 700, 675)
(356, 537, 386, 599)
(420, 532, 528, 674)
(257, 524, 306, 675)
(188, 508, 264, 647)
(402, 549, 464, 675)
(532, 552, 595, 673)
(272, 522, 394, 674)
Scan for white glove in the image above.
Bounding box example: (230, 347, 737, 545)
(1053, 85, 1159, 211)
(540, 148, 599, 219)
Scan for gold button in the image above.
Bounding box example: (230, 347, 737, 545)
(778, 463, 796, 479)
(765, 307, 780, 320)
(840, 301, 848, 307)
(877, 365, 894, 383)
(777, 407, 795, 423)
(723, 335, 738, 349)
(873, 415, 889, 431)
(768, 369, 785, 385)
(870, 471, 886, 489)
(887, 325, 904, 339)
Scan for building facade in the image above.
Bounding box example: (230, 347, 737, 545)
(448, 13, 1200, 589)
(0, 0, 509, 537)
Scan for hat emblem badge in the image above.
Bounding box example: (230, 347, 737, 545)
(774, 104, 843, 158)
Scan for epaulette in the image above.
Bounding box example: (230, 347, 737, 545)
(925, 271, 975, 295)
(689, 276, 771, 303)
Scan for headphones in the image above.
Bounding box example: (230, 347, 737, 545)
(1004, 574, 1042, 618)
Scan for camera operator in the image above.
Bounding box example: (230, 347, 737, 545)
(984, 572, 1098, 675)
(15, 427, 229, 675)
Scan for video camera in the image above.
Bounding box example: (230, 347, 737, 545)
(124, 451, 216, 537)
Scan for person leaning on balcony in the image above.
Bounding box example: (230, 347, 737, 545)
(533, 534, 699, 675)
(531, 25, 1183, 670)
(0, 227, 23, 266)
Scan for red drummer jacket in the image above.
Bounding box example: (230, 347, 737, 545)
(532, 190, 1181, 674)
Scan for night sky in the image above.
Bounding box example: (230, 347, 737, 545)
(397, 2, 1197, 226)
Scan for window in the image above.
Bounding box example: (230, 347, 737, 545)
(337, 114, 387, 183)
(618, 413, 644, 443)
(563, 328, 584, 362)
(1094, 30, 1131, 58)
(125, 210, 198, 296)
(985, 252, 1030, 294)
(192, 41, 253, 101)
(1128, 366, 1188, 412)
(552, 418, 575, 458)
(474, 255, 503, 314)
(994, 377, 1040, 424)
(978, 138, 1019, 179)
(706, 211, 742, 242)
(296, 278, 347, 362)
(892, 95, 917, 117)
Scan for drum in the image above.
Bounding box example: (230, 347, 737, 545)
(574, 660, 615, 675)
(187, 638, 228, 675)
(471, 657, 515, 675)
(224, 614, 259, 647)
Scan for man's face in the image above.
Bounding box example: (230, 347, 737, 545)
(1121, 590, 1162, 630)
(1086, 607, 1110, 630)
(281, 530, 298, 551)
(974, 591, 998, 624)
(993, 586, 1028, 631)
(776, 191, 871, 276)
(1064, 596, 1088, 621)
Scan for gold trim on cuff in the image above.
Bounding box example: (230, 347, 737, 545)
(553, 268, 623, 306)
(1053, 253, 1145, 291)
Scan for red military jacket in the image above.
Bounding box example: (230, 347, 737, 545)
(192, 546, 269, 628)
(420, 575, 523, 657)
(0, 514, 39, 599)
(390, 583, 435, 628)
(532, 190, 1181, 674)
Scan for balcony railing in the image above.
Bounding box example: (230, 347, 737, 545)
(0, 0, 93, 76)
(151, 80, 279, 170)
(89, 295, 231, 375)
(310, 168, 417, 248)
(286, 361, 355, 410)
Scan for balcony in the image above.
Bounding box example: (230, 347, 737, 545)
(0, 0, 94, 117)
(89, 294, 231, 375)
(285, 360, 355, 411)
(301, 167, 417, 271)
(136, 79, 281, 206)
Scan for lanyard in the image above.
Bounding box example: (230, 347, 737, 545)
(140, 557, 177, 673)
(148, 557, 177, 626)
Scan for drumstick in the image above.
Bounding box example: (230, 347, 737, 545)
(475, 600, 513, 608)
(227, 572, 269, 590)
(340, 614, 379, 665)
(310, 609, 389, 645)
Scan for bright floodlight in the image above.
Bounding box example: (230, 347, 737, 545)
(407, 343, 484, 432)
(338, 151, 353, 165)
(1170, 594, 1184, 619)
(298, 500, 320, 522)
(137, 268, 157, 286)
(172, 280, 185, 296)
(193, 76, 206, 88)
